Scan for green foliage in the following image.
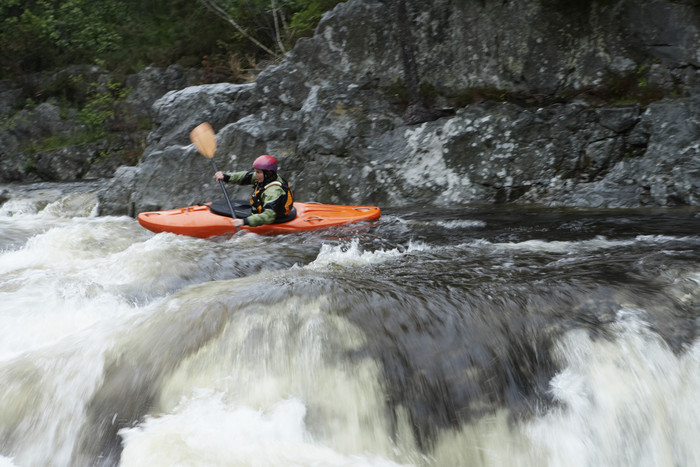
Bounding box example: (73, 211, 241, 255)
(24, 130, 103, 154)
(10, 78, 132, 154)
(78, 80, 131, 137)
(288, 0, 343, 40)
(0, 0, 344, 80)
(206, 0, 343, 55)
(24, 157, 35, 172)
(603, 66, 666, 107)
(0, 0, 128, 77)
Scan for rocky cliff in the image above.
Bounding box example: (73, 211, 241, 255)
(95, 0, 700, 215)
(0, 65, 203, 185)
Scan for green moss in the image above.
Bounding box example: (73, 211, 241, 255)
(598, 66, 669, 107)
(24, 157, 35, 172)
(22, 130, 104, 154)
(78, 79, 131, 137)
(451, 87, 515, 107)
(419, 81, 439, 104)
(92, 151, 111, 163)
(385, 79, 408, 105)
(138, 116, 152, 131)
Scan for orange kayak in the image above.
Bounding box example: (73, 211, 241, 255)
(137, 202, 381, 238)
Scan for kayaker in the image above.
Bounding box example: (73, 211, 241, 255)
(214, 155, 295, 227)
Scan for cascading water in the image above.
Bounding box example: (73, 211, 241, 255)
(0, 182, 698, 466)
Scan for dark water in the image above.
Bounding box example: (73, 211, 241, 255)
(0, 183, 698, 466)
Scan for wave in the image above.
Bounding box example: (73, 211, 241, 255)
(306, 239, 430, 270)
(460, 234, 700, 254)
(119, 396, 406, 467)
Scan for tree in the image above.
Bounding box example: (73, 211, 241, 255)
(0, 0, 342, 81)
(0, 0, 128, 77)
(199, 0, 278, 57)
(197, 0, 344, 60)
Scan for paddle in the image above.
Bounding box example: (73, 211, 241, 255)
(189, 122, 239, 231)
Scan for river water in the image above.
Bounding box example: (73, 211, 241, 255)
(0, 181, 698, 467)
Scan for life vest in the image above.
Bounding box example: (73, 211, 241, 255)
(250, 176, 294, 219)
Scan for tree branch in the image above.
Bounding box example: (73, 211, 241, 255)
(199, 0, 278, 58)
(270, 0, 287, 54)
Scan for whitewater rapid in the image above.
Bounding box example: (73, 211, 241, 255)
(0, 183, 698, 466)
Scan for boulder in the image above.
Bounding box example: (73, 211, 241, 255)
(121, 65, 203, 121)
(98, 166, 139, 217)
(33, 143, 105, 181)
(0, 81, 23, 118)
(145, 82, 257, 154)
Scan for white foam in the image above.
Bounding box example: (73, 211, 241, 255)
(119, 295, 418, 466)
(0, 197, 43, 216)
(428, 312, 700, 467)
(0, 218, 195, 360)
(528, 311, 700, 467)
(479, 233, 700, 257)
(436, 219, 487, 229)
(307, 239, 429, 269)
(489, 236, 635, 253)
(0, 330, 113, 466)
(120, 395, 405, 467)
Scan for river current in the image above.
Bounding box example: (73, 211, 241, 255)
(0, 181, 698, 467)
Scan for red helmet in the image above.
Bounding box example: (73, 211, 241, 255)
(252, 155, 277, 171)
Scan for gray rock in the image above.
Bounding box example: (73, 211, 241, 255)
(145, 82, 257, 154)
(10, 102, 75, 141)
(122, 65, 203, 121)
(97, 166, 139, 217)
(0, 83, 22, 118)
(597, 106, 641, 133)
(33, 143, 104, 181)
(128, 144, 221, 214)
(96, 0, 700, 215)
(0, 65, 208, 183)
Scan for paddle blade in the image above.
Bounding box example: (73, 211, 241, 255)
(190, 122, 217, 158)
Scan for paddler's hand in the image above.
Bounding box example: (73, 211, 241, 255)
(232, 218, 244, 227)
(214, 171, 225, 182)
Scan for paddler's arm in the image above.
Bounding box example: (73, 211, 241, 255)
(214, 171, 254, 184)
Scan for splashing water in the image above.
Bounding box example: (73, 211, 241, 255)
(0, 183, 698, 466)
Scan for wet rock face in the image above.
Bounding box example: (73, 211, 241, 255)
(98, 0, 700, 215)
